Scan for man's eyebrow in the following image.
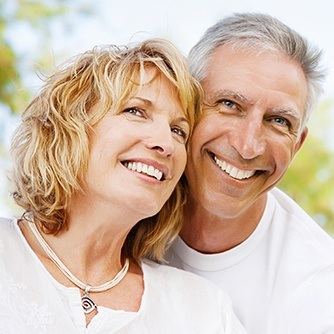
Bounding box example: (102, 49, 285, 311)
(212, 90, 302, 120)
(271, 107, 301, 127)
(211, 89, 254, 104)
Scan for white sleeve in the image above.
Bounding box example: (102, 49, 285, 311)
(219, 290, 248, 334)
(286, 264, 334, 334)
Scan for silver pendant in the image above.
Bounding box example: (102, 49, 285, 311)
(81, 292, 97, 314)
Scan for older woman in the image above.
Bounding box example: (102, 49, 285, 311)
(0, 39, 246, 333)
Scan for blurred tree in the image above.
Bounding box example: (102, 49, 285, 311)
(0, 0, 93, 114)
(279, 99, 334, 235)
(0, 0, 94, 216)
(0, 2, 26, 112)
(1, 0, 58, 112)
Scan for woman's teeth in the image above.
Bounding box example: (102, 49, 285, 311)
(123, 162, 163, 181)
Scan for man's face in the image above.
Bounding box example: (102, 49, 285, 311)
(185, 46, 308, 218)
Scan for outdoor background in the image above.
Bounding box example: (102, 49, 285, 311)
(1, 0, 333, 234)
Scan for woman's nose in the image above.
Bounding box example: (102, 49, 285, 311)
(146, 122, 175, 157)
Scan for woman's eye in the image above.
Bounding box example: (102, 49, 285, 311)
(123, 107, 146, 118)
(171, 126, 188, 142)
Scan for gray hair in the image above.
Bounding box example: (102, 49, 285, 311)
(189, 12, 326, 127)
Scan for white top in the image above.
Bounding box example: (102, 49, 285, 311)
(166, 187, 334, 334)
(0, 218, 246, 334)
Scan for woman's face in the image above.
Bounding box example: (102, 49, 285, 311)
(82, 67, 190, 219)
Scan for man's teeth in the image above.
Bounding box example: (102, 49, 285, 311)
(213, 156, 255, 180)
(123, 162, 163, 181)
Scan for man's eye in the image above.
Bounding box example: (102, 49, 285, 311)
(220, 99, 236, 109)
(123, 107, 146, 118)
(273, 117, 290, 127)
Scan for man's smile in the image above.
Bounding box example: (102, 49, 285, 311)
(210, 152, 256, 180)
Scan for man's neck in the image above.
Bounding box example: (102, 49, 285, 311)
(180, 195, 267, 254)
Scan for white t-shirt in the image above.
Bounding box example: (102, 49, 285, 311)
(0, 217, 246, 334)
(166, 188, 334, 334)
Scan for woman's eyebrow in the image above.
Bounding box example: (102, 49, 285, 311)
(127, 97, 152, 107)
(175, 116, 190, 125)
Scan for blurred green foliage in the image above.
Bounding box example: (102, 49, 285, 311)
(0, 0, 94, 215)
(0, 5, 27, 112)
(279, 100, 334, 235)
(0, 0, 68, 112)
(0, 0, 93, 113)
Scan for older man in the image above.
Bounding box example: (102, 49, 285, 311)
(167, 13, 334, 334)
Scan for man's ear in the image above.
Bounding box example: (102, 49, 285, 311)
(294, 127, 308, 154)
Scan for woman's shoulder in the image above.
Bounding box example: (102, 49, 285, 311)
(0, 217, 26, 265)
(0, 216, 18, 235)
(0, 217, 21, 254)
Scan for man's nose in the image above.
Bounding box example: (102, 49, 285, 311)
(229, 115, 266, 160)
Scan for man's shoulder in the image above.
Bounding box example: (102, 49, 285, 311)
(268, 188, 334, 270)
(270, 187, 315, 222)
(269, 187, 334, 244)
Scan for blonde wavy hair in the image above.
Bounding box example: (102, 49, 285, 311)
(11, 39, 202, 262)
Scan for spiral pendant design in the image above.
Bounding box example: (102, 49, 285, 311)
(81, 294, 97, 314)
